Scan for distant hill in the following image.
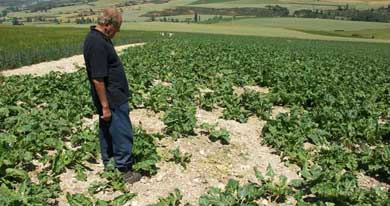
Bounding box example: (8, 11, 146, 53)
(0, 0, 34, 7)
(0, 0, 97, 8)
(2, 0, 390, 24)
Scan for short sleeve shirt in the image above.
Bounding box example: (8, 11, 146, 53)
(83, 26, 130, 112)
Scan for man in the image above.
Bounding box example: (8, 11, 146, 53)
(83, 8, 141, 183)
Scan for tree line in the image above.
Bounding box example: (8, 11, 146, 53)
(293, 5, 390, 22)
(143, 5, 289, 19)
(144, 5, 390, 23)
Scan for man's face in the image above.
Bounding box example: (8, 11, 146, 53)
(106, 17, 122, 39)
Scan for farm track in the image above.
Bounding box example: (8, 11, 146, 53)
(0, 43, 145, 77)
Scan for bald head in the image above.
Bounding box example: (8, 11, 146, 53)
(97, 8, 122, 30)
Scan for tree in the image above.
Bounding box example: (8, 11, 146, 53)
(12, 17, 22, 25)
(2, 10, 8, 17)
(54, 18, 61, 24)
(194, 12, 198, 22)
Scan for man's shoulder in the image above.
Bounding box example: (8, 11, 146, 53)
(85, 31, 106, 44)
(84, 32, 109, 51)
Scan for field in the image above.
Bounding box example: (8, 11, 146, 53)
(1, 0, 390, 205)
(2, 15, 390, 78)
(5, 0, 390, 21)
(3, 20, 388, 70)
(6, 0, 126, 18)
(0, 33, 389, 205)
(117, 21, 390, 42)
(27, 17, 390, 42)
(301, 28, 390, 39)
(190, 0, 390, 11)
(4, 0, 390, 43)
(219, 17, 390, 31)
(0, 25, 159, 70)
(5, 0, 199, 21)
(216, 17, 390, 39)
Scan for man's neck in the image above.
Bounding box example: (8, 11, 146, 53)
(95, 25, 109, 37)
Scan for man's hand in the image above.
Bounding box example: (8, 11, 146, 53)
(92, 78, 111, 121)
(101, 106, 112, 121)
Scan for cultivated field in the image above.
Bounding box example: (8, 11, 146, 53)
(219, 17, 390, 31)
(216, 17, 390, 39)
(191, 0, 390, 11)
(117, 21, 390, 42)
(5, 0, 390, 42)
(6, 0, 390, 20)
(1, 1, 390, 205)
(1, 33, 389, 205)
(0, 25, 159, 70)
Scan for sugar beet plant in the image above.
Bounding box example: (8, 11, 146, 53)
(1, 32, 390, 205)
(0, 71, 160, 205)
(120, 34, 389, 205)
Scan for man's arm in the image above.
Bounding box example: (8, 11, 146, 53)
(92, 78, 111, 121)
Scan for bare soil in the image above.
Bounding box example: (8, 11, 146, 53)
(57, 106, 300, 206)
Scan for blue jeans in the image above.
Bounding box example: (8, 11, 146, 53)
(98, 102, 133, 171)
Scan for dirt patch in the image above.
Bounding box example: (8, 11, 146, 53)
(152, 79, 172, 87)
(271, 106, 290, 119)
(81, 114, 99, 129)
(128, 108, 300, 205)
(130, 108, 166, 134)
(357, 172, 390, 190)
(378, 117, 386, 125)
(0, 43, 145, 77)
(233, 85, 270, 96)
(55, 107, 300, 205)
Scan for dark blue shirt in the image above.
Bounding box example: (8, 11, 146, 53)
(83, 26, 130, 113)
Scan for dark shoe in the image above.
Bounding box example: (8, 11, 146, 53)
(122, 170, 142, 184)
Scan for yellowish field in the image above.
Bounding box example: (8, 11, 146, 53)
(299, 28, 390, 39)
(24, 18, 390, 42)
(121, 0, 198, 22)
(6, 0, 198, 21)
(191, 0, 390, 11)
(6, 0, 390, 42)
(118, 21, 390, 42)
(218, 17, 390, 31)
(6, 0, 390, 22)
(7, 0, 126, 19)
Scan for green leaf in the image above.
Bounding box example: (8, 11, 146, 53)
(6, 168, 29, 181)
(112, 192, 137, 206)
